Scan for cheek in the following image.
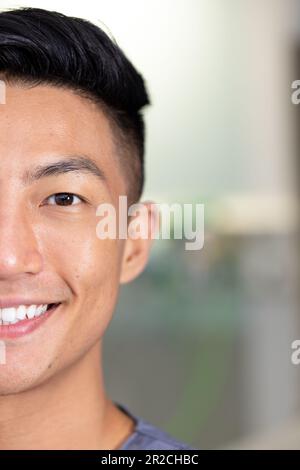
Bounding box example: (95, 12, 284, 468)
(39, 215, 121, 287)
(42, 222, 122, 334)
(57, 236, 122, 371)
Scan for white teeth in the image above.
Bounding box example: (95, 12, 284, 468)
(36, 304, 48, 316)
(16, 305, 26, 320)
(35, 305, 43, 316)
(26, 305, 36, 319)
(0, 304, 50, 324)
(1, 307, 16, 322)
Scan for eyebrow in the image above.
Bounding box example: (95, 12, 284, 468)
(23, 155, 106, 185)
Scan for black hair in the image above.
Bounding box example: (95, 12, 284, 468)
(0, 7, 150, 202)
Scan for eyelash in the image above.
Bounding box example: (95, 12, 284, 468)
(43, 192, 87, 207)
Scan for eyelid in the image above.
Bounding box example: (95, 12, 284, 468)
(43, 192, 87, 206)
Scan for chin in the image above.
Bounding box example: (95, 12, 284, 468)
(0, 362, 52, 396)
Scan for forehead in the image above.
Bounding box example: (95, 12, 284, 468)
(0, 83, 125, 199)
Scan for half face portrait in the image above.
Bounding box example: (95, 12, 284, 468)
(0, 81, 155, 393)
(0, 5, 195, 452)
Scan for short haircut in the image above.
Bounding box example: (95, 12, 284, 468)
(0, 7, 150, 203)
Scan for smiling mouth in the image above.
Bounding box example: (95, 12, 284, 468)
(0, 303, 60, 325)
(0, 303, 61, 339)
(0, 302, 61, 340)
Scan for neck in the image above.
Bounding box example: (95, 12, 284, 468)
(0, 342, 134, 449)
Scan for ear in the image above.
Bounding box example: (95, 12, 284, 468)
(120, 200, 159, 284)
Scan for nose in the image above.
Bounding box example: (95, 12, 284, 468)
(0, 205, 43, 279)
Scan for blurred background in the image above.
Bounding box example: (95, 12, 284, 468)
(1, 0, 300, 449)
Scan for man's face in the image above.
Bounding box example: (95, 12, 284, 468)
(0, 84, 133, 394)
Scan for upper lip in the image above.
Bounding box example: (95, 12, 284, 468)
(0, 298, 60, 309)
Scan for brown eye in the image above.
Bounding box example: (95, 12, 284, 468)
(46, 193, 83, 206)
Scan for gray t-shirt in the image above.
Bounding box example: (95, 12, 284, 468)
(116, 403, 195, 450)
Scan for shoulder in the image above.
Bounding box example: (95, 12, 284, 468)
(116, 403, 196, 451)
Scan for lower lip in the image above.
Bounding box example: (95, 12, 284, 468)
(0, 304, 61, 339)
